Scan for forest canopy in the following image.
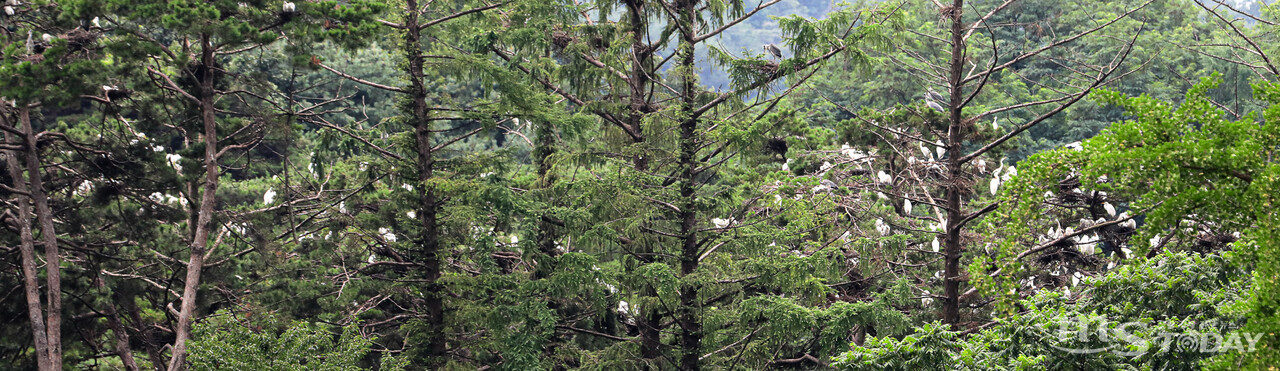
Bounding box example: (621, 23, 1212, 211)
(2, 0, 1279, 370)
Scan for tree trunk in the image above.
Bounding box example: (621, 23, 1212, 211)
(96, 271, 139, 371)
(167, 34, 220, 371)
(403, 1, 448, 365)
(19, 104, 64, 370)
(942, 0, 966, 328)
(3, 108, 54, 370)
(676, 0, 702, 367)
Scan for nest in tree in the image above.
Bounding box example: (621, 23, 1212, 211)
(958, 229, 984, 247)
(939, 5, 961, 21)
(757, 61, 779, 75)
(1194, 233, 1237, 253)
(491, 251, 522, 274)
(588, 35, 609, 50)
(1057, 176, 1080, 194)
(64, 29, 98, 50)
(765, 137, 788, 156)
(551, 30, 574, 50)
(1058, 190, 1086, 205)
(1084, 191, 1107, 205)
(19, 53, 43, 63)
(1034, 244, 1101, 267)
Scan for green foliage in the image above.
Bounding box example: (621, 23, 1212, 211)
(188, 312, 405, 370)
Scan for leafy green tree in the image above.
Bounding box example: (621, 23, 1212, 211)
(188, 311, 405, 370)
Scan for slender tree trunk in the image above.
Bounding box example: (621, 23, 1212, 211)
(942, 0, 965, 328)
(403, 2, 448, 365)
(534, 120, 560, 279)
(625, 0, 651, 169)
(125, 297, 165, 371)
(3, 109, 53, 370)
(676, 0, 702, 367)
(167, 34, 220, 371)
(621, 1, 666, 362)
(95, 271, 139, 371)
(19, 104, 64, 370)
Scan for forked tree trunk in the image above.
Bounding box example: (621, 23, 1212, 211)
(167, 34, 220, 371)
(3, 107, 56, 370)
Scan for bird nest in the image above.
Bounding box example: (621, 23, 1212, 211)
(757, 61, 780, 75)
(1193, 233, 1238, 253)
(64, 29, 99, 50)
(550, 30, 574, 50)
(1034, 244, 1102, 267)
(938, 5, 961, 21)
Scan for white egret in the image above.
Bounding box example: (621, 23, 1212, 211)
(875, 219, 891, 236)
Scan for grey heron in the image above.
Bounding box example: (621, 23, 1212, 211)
(925, 98, 944, 112)
(763, 43, 782, 59)
(927, 88, 945, 103)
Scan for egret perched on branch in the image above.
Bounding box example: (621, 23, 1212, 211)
(282, 1, 295, 12)
(877, 171, 892, 184)
(763, 43, 782, 59)
(1103, 203, 1116, 217)
(903, 199, 912, 214)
